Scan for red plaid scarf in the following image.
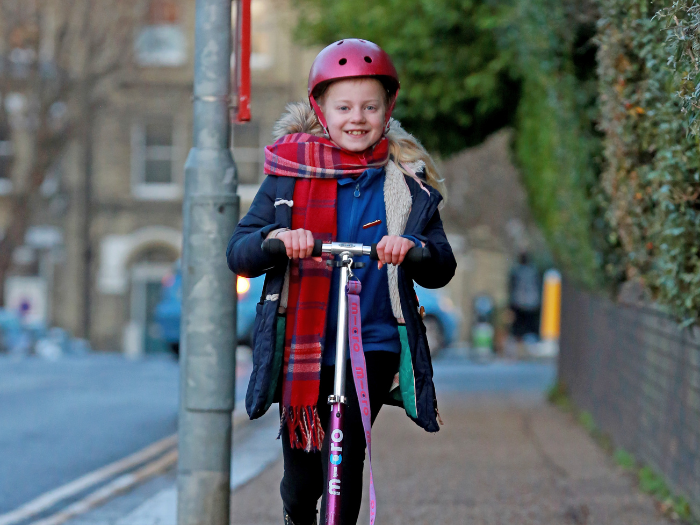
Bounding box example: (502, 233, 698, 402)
(264, 133, 389, 451)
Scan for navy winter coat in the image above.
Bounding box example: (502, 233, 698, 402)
(226, 173, 456, 432)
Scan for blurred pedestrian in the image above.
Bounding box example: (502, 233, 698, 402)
(227, 39, 456, 525)
(508, 251, 541, 345)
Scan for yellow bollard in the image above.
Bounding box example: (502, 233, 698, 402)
(539, 269, 561, 356)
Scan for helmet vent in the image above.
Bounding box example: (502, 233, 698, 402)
(339, 58, 347, 65)
(364, 56, 372, 63)
(337, 41, 344, 45)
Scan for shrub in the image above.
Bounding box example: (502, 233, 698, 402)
(598, 0, 700, 323)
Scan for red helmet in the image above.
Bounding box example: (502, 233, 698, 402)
(308, 39, 400, 133)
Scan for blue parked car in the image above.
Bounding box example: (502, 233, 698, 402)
(154, 267, 460, 356)
(414, 284, 461, 355)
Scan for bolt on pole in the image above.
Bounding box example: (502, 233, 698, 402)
(177, 0, 238, 524)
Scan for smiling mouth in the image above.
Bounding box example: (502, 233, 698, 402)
(345, 130, 368, 136)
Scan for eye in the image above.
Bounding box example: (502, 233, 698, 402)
(338, 105, 349, 111)
(366, 105, 377, 111)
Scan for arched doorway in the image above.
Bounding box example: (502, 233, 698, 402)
(97, 226, 182, 356)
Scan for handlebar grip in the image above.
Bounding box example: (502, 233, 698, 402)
(368, 244, 431, 264)
(261, 238, 324, 258)
(405, 246, 431, 264)
(261, 238, 287, 257)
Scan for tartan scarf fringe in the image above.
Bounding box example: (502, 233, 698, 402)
(280, 405, 325, 452)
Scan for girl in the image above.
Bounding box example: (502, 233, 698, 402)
(227, 39, 456, 525)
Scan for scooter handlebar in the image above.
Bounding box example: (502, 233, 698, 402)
(261, 238, 431, 264)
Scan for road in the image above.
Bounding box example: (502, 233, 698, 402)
(0, 354, 180, 513)
(0, 353, 252, 515)
(433, 355, 557, 394)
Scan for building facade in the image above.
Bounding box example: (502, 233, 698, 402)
(1, 0, 318, 353)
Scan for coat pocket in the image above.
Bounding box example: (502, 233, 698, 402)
(245, 300, 278, 419)
(263, 314, 286, 411)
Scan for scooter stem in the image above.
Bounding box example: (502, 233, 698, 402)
(326, 252, 352, 524)
(332, 254, 352, 400)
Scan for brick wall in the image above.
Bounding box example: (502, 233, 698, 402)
(559, 282, 700, 513)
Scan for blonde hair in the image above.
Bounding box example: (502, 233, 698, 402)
(385, 118, 446, 197)
(271, 101, 446, 198)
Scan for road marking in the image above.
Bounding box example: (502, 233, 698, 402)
(32, 449, 178, 525)
(0, 434, 176, 525)
(65, 408, 282, 525)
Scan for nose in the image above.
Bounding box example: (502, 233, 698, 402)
(349, 106, 365, 123)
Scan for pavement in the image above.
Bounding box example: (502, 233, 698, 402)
(51, 356, 672, 525)
(231, 359, 671, 525)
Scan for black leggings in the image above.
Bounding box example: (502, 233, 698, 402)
(280, 351, 399, 525)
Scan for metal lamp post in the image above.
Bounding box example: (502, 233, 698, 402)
(177, 0, 239, 523)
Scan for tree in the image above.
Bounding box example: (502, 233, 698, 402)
(294, 0, 608, 288)
(294, 0, 520, 156)
(505, 0, 607, 289)
(0, 0, 147, 335)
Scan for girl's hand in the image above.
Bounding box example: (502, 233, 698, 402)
(275, 229, 316, 260)
(376, 235, 415, 269)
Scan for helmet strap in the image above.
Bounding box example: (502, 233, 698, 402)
(309, 95, 330, 136)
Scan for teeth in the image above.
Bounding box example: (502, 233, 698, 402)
(347, 131, 366, 135)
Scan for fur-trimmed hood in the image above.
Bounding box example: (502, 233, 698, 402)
(272, 101, 325, 139)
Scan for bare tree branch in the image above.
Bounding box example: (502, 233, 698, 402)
(0, 0, 149, 306)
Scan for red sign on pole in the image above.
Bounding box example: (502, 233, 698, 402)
(232, 0, 251, 122)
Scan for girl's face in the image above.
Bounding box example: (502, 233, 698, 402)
(319, 78, 388, 152)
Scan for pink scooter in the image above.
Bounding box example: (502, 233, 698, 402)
(263, 238, 429, 525)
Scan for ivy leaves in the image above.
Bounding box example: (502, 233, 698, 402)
(599, 0, 700, 322)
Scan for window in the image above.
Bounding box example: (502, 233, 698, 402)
(131, 118, 181, 200)
(135, 0, 186, 67)
(250, 4, 273, 71)
(0, 119, 13, 194)
(232, 122, 261, 184)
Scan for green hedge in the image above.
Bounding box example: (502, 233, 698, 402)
(598, 0, 700, 322)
